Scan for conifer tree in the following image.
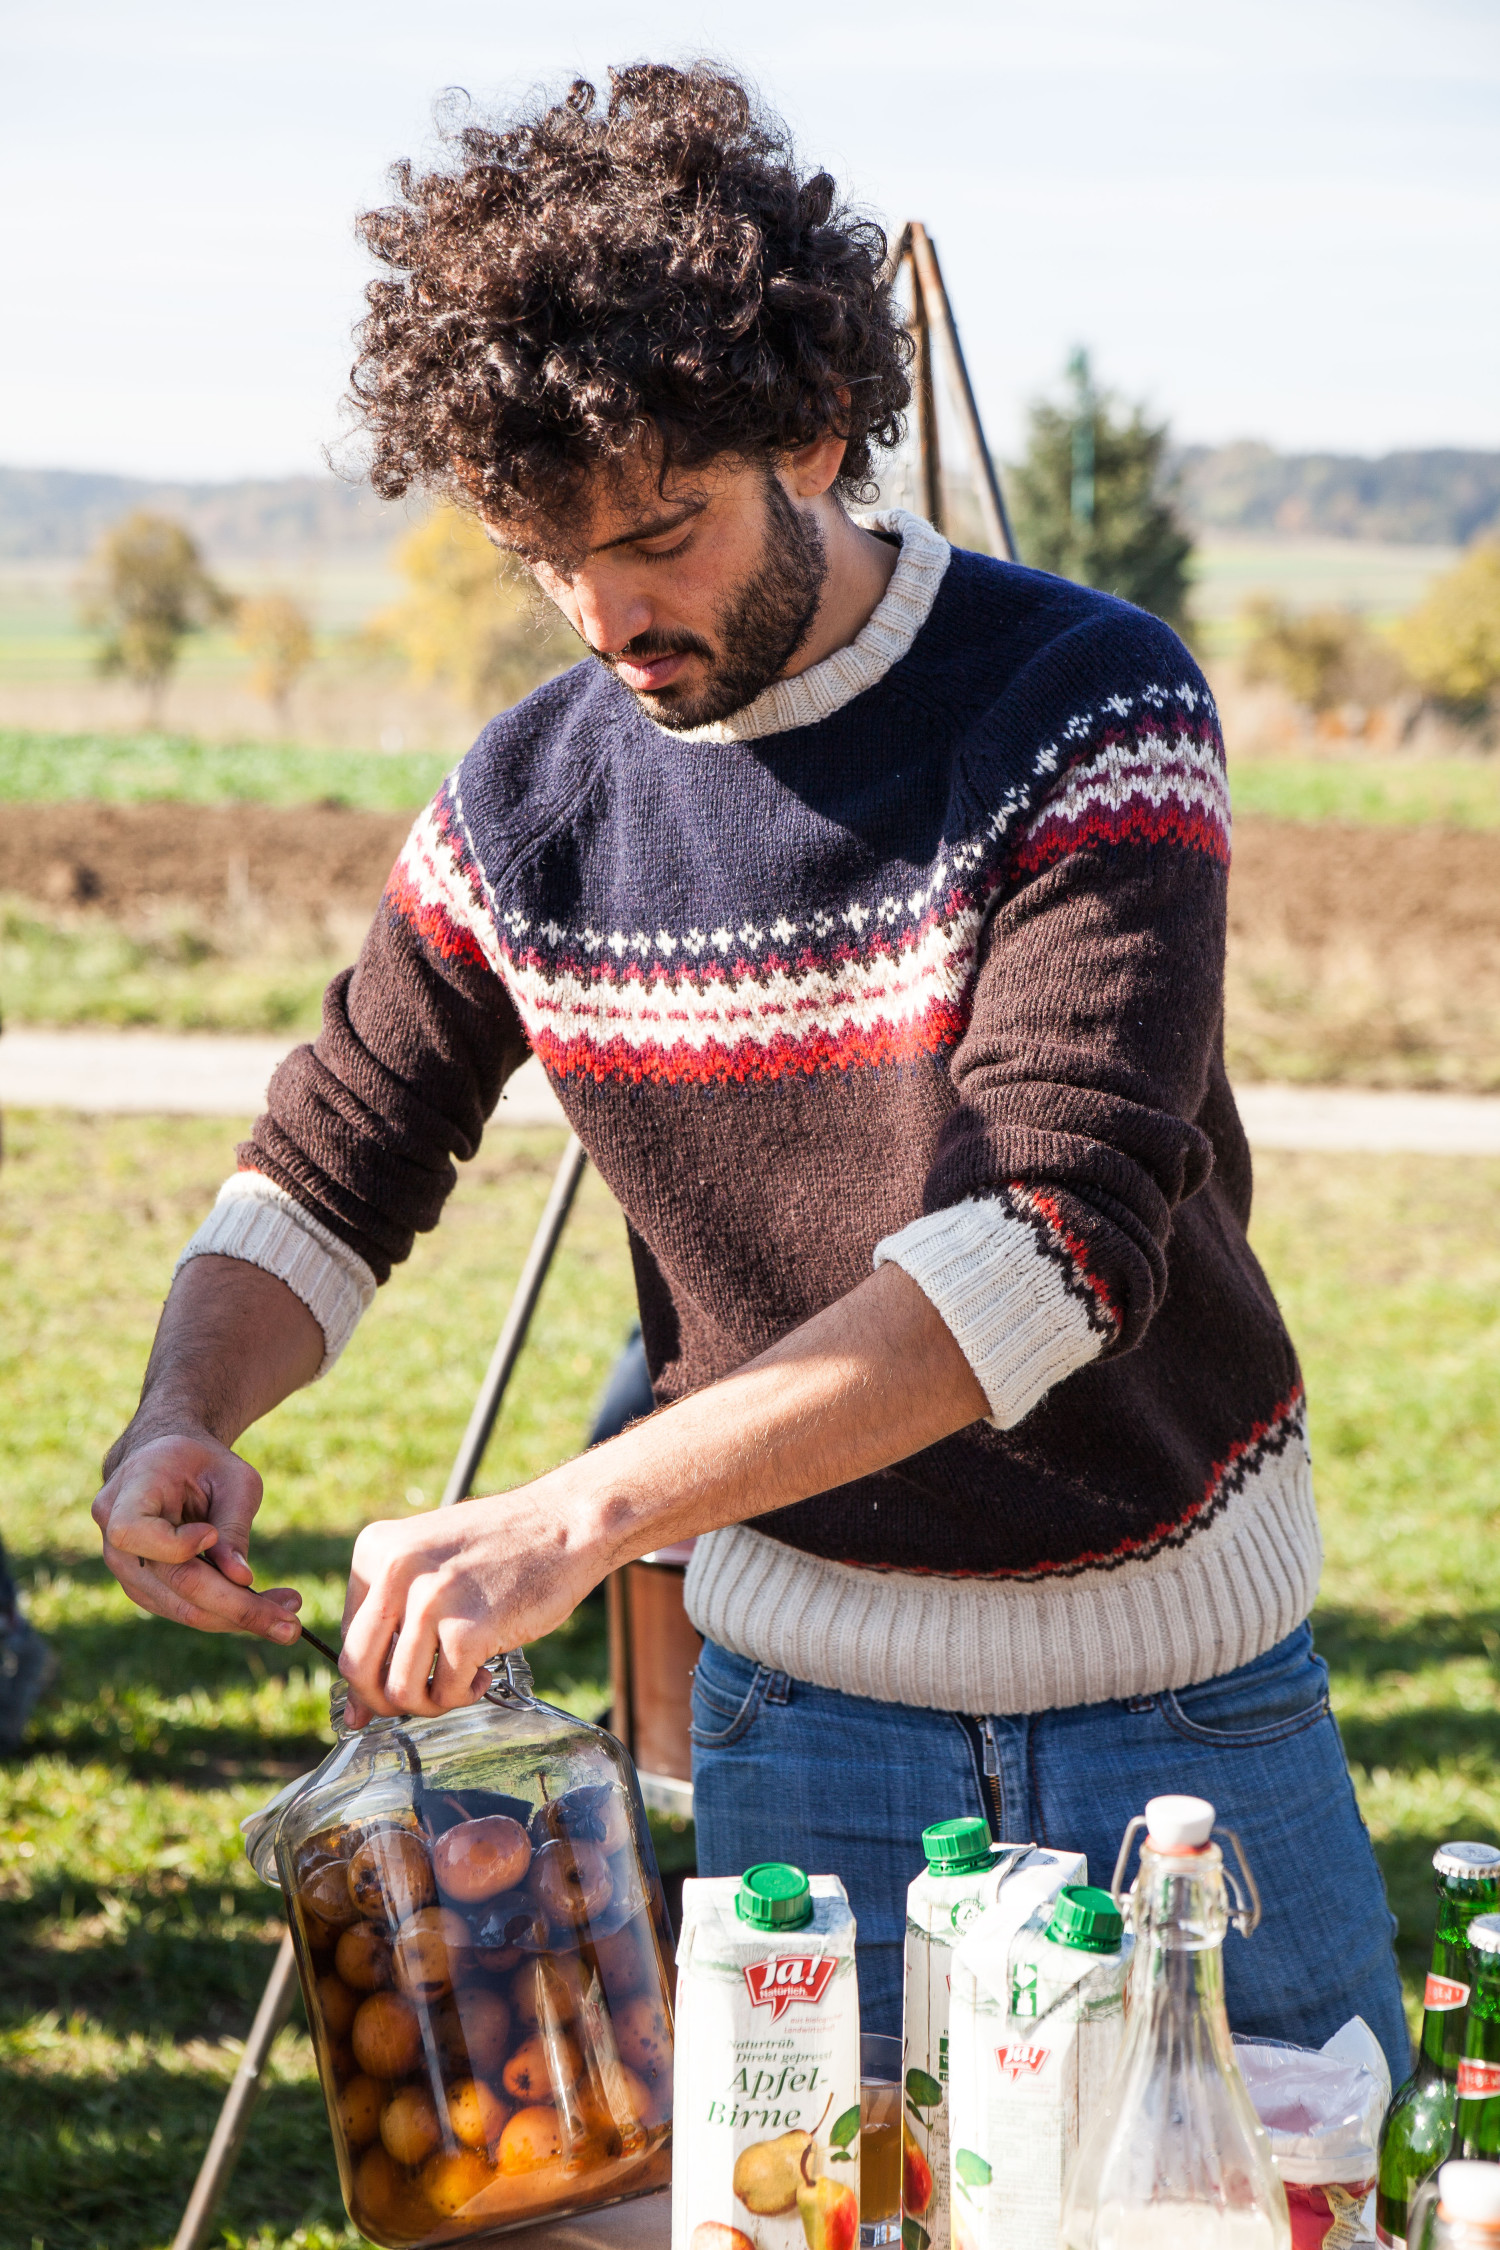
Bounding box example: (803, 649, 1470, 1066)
(1010, 352, 1195, 634)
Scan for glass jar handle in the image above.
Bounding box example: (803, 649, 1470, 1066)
(1217, 1824, 1263, 1937)
(483, 1648, 536, 1706)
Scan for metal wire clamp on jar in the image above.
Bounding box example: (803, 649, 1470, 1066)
(1059, 1792, 1291, 2250)
(242, 1650, 675, 2248)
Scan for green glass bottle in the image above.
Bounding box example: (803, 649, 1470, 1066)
(1378, 1843, 1500, 2248)
(1453, 1917, 1500, 2160)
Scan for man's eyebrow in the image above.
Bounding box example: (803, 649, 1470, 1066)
(589, 501, 704, 554)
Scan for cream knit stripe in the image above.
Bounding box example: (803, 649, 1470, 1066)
(873, 1199, 1103, 1427)
(683, 1422, 1322, 1717)
(174, 1173, 377, 1377)
(668, 510, 952, 745)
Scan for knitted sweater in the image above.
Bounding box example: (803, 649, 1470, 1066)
(180, 511, 1319, 1717)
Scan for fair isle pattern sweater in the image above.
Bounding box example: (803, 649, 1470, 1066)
(180, 512, 1320, 1717)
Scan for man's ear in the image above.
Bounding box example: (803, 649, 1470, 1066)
(784, 427, 850, 500)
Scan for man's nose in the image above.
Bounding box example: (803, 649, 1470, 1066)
(571, 573, 654, 657)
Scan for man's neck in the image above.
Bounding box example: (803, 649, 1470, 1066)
(781, 503, 900, 679)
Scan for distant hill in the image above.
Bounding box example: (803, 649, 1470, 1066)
(1171, 443, 1500, 545)
(4, 445, 1499, 561)
(0, 466, 413, 562)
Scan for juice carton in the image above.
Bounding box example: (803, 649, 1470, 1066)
(674, 1863, 862, 2250)
(904, 1834, 1087, 2250)
(948, 1883, 1131, 2250)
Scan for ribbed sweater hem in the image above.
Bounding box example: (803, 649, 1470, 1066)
(683, 1421, 1321, 1716)
(175, 1172, 377, 1375)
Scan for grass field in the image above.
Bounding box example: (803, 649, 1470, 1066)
(2, 1113, 1498, 2246)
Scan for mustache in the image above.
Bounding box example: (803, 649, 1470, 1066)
(592, 627, 714, 671)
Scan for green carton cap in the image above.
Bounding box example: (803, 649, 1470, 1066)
(1046, 1884, 1124, 1954)
(737, 1862, 813, 1929)
(922, 1817, 994, 1875)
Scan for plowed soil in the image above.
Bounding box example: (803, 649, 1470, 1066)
(3, 801, 1497, 1088)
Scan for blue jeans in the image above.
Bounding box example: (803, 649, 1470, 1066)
(689, 1622, 1410, 2084)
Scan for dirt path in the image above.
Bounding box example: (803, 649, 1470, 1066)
(3, 802, 1497, 1090)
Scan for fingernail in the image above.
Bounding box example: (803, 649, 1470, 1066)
(272, 1618, 299, 1642)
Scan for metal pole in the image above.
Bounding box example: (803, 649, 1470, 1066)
(171, 1929, 301, 2250)
(440, 1133, 589, 1506)
(907, 223, 1019, 562)
(905, 245, 944, 533)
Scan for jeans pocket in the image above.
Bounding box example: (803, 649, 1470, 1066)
(1154, 1681, 1331, 1748)
(690, 1658, 773, 1749)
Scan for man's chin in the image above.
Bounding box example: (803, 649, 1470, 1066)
(617, 673, 757, 732)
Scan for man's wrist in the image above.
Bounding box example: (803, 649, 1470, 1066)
(102, 1406, 228, 1482)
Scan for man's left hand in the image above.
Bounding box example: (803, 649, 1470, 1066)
(339, 1479, 601, 1724)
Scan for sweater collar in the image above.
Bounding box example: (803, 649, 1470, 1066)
(644, 508, 951, 745)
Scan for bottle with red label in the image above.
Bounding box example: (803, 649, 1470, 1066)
(1377, 1842, 1500, 2250)
(1451, 1916, 1500, 2161)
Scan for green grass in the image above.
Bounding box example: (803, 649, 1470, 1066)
(2, 1122, 1499, 2243)
(1229, 754, 1500, 830)
(0, 898, 343, 1034)
(0, 728, 448, 811)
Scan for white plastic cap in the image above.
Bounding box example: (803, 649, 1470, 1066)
(1438, 2162, 1500, 2223)
(1145, 1795, 1216, 1850)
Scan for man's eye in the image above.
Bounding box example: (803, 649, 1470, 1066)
(636, 533, 694, 563)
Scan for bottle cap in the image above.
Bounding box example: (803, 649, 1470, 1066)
(1145, 1794, 1216, 1851)
(736, 1862, 813, 1929)
(1470, 1915, 1500, 1957)
(922, 1817, 995, 1875)
(1436, 1844, 1500, 1881)
(1046, 1884, 1125, 1954)
(1438, 2163, 1500, 2224)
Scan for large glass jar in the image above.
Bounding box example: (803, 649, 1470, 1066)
(243, 1652, 675, 2247)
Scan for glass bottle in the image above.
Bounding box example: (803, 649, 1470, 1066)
(1059, 1793, 1290, 2250)
(242, 1652, 675, 2249)
(1379, 1844, 1500, 2249)
(1412, 2161, 1500, 2250)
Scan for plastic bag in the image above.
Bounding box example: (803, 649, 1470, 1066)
(1234, 2017, 1392, 2250)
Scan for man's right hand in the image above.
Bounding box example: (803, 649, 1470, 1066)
(92, 1430, 304, 1642)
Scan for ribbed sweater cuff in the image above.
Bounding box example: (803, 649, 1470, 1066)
(174, 1172, 377, 1377)
(873, 1197, 1103, 1426)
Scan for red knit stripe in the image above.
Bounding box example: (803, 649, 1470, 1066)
(528, 1001, 968, 1085)
(383, 866, 489, 968)
(1016, 797, 1231, 873)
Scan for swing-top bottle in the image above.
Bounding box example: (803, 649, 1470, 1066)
(1059, 1793, 1290, 2250)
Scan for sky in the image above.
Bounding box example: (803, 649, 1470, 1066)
(3, 0, 1498, 482)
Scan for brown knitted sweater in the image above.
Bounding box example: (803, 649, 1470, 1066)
(180, 514, 1319, 1715)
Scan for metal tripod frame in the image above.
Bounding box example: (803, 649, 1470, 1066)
(168, 213, 1015, 2250)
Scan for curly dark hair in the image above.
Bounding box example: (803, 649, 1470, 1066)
(349, 62, 911, 522)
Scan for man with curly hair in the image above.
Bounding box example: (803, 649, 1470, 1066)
(93, 64, 1406, 2064)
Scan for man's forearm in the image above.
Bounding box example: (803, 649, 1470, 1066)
(105, 1254, 325, 1476)
(568, 1260, 988, 1567)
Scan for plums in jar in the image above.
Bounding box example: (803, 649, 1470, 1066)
(335, 1920, 394, 1993)
(527, 1838, 612, 1929)
(354, 2143, 429, 2238)
(582, 2062, 656, 2143)
(325, 2033, 357, 2086)
(498, 2102, 567, 2173)
(615, 1990, 672, 2091)
(392, 1904, 470, 2003)
(440, 1985, 512, 2076)
(423, 2145, 498, 2216)
(351, 1989, 422, 2079)
(510, 1952, 586, 2027)
(447, 2073, 509, 2150)
(530, 1782, 632, 1858)
(589, 1913, 656, 2000)
(298, 1852, 359, 1932)
(381, 2083, 444, 2167)
(315, 1971, 360, 2039)
(433, 1814, 532, 1903)
(348, 1828, 436, 1925)
(336, 2072, 384, 2150)
(502, 2026, 582, 2102)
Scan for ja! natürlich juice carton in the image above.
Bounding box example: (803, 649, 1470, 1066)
(674, 1863, 861, 2250)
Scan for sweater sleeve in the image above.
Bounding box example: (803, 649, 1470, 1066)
(874, 650, 1229, 1427)
(175, 785, 532, 1369)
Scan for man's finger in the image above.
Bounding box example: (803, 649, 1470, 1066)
(108, 1512, 219, 1566)
(107, 1541, 303, 1640)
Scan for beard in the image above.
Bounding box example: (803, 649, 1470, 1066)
(595, 474, 829, 730)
